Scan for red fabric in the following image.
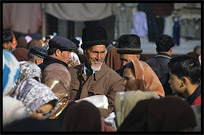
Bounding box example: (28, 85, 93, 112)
(192, 95, 201, 105)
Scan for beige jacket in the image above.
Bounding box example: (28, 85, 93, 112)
(69, 63, 125, 117)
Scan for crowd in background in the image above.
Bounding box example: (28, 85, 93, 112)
(2, 25, 201, 133)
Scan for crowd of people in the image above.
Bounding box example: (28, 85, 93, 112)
(3, 25, 201, 132)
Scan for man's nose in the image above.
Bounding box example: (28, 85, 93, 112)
(96, 53, 101, 59)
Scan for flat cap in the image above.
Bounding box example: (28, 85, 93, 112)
(49, 36, 77, 51)
(29, 46, 48, 59)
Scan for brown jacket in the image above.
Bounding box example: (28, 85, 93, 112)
(69, 63, 125, 117)
(105, 48, 122, 71)
(42, 63, 71, 119)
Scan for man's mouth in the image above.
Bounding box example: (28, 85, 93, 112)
(92, 59, 103, 64)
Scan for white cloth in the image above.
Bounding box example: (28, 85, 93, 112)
(44, 3, 114, 21)
(75, 95, 109, 109)
(131, 11, 148, 37)
(71, 52, 81, 65)
(163, 16, 174, 37)
(3, 96, 26, 127)
(115, 90, 160, 127)
(3, 50, 20, 96)
(104, 112, 117, 130)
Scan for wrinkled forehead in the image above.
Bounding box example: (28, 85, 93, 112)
(87, 45, 106, 51)
(120, 54, 137, 59)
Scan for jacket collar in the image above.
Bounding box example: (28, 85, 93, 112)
(155, 53, 171, 59)
(187, 84, 201, 104)
(44, 56, 68, 69)
(80, 62, 107, 81)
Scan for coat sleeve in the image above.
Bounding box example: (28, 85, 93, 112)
(107, 72, 125, 114)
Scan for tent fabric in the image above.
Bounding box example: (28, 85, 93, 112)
(3, 3, 42, 34)
(44, 3, 114, 21)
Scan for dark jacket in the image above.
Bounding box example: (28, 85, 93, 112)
(146, 53, 172, 96)
(187, 84, 201, 105)
(38, 56, 69, 73)
(69, 63, 125, 117)
(146, 53, 171, 79)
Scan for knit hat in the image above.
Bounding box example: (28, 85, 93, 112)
(81, 26, 109, 49)
(117, 34, 143, 54)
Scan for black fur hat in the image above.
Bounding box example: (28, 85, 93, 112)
(117, 34, 143, 54)
(81, 26, 109, 50)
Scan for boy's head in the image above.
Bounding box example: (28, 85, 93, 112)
(156, 34, 174, 52)
(3, 31, 13, 51)
(168, 55, 201, 95)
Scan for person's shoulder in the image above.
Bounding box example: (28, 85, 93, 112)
(146, 56, 157, 63)
(105, 64, 123, 79)
(69, 64, 83, 72)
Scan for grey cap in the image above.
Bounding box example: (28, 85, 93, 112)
(29, 46, 48, 59)
(49, 36, 77, 51)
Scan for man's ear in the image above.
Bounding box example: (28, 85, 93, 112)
(35, 57, 43, 65)
(169, 47, 173, 53)
(181, 77, 189, 87)
(135, 54, 140, 60)
(55, 49, 61, 56)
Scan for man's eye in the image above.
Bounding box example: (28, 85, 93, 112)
(92, 51, 98, 54)
(92, 51, 105, 54)
(36, 110, 42, 114)
(36, 110, 40, 113)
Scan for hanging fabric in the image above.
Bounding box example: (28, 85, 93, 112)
(173, 16, 180, 46)
(131, 11, 148, 37)
(180, 17, 201, 39)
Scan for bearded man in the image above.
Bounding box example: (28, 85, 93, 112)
(68, 26, 124, 118)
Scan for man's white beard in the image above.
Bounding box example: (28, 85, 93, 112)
(91, 64, 102, 71)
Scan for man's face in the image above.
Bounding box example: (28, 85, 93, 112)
(35, 57, 44, 65)
(3, 42, 12, 51)
(168, 71, 185, 94)
(84, 45, 106, 71)
(58, 50, 72, 64)
(120, 54, 140, 66)
(31, 103, 53, 120)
